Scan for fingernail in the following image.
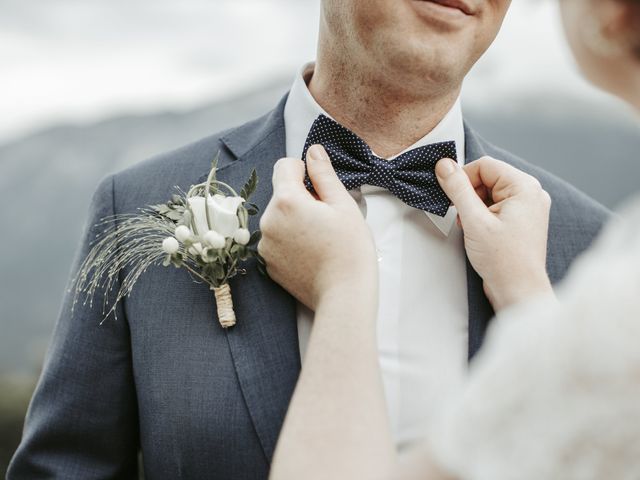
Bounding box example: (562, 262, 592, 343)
(307, 144, 328, 163)
(436, 158, 457, 178)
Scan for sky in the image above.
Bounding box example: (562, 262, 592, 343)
(0, 0, 627, 143)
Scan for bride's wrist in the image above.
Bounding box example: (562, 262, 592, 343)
(486, 270, 554, 312)
(315, 269, 378, 321)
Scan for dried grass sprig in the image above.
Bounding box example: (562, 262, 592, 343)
(68, 153, 262, 327)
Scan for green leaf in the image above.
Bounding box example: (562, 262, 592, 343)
(151, 204, 171, 214)
(248, 230, 262, 246)
(256, 255, 268, 277)
(240, 169, 258, 201)
(237, 206, 249, 228)
(244, 202, 260, 216)
(208, 249, 220, 263)
(204, 248, 222, 264)
(212, 263, 226, 281)
(211, 150, 220, 171)
(179, 209, 192, 226)
(165, 210, 183, 221)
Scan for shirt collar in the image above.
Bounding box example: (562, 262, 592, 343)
(283, 62, 465, 236)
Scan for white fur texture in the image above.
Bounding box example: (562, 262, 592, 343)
(432, 196, 640, 480)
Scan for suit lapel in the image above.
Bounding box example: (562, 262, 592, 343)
(463, 124, 496, 360)
(196, 94, 301, 462)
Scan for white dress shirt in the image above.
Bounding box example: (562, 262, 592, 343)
(283, 62, 469, 448)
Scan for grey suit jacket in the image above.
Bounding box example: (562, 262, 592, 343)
(7, 94, 610, 479)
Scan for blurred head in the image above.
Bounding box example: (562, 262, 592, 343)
(560, 0, 640, 108)
(317, 0, 512, 99)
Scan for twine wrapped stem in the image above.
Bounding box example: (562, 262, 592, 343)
(213, 283, 236, 328)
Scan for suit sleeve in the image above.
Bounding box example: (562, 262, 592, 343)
(7, 174, 140, 479)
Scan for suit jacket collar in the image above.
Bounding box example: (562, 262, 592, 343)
(194, 94, 494, 461)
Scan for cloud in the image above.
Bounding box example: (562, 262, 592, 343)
(0, 0, 623, 143)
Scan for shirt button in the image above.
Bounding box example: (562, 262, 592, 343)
(376, 248, 383, 262)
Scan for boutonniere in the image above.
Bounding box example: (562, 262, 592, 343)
(71, 153, 263, 328)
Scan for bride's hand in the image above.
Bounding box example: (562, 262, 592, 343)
(435, 156, 553, 311)
(258, 144, 377, 311)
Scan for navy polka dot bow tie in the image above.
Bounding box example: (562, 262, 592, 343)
(302, 114, 457, 217)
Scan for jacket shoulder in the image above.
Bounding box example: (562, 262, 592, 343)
(106, 98, 285, 212)
(109, 128, 231, 211)
(478, 137, 612, 281)
(480, 138, 611, 220)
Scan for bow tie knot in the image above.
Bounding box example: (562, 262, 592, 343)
(369, 155, 396, 189)
(302, 114, 457, 217)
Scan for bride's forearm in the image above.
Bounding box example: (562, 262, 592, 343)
(270, 277, 395, 480)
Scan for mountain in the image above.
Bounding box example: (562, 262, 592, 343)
(0, 82, 638, 375)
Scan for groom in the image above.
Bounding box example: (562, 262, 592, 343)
(9, 1, 609, 478)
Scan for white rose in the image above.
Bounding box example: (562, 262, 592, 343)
(162, 236, 179, 254)
(203, 230, 226, 249)
(211, 194, 245, 238)
(187, 194, 245, 238)
(186, 197, 212, 237)
(233, 228, 251, 246)
(174, 225, 192, 243)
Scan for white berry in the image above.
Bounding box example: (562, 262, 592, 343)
(162, 237, 180, 255)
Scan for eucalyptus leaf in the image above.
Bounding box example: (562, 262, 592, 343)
(165, 210, 184, 221)
(151, 204, 171, 215)
(240, 169, 258, 201)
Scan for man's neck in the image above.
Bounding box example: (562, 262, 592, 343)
(307, 60, 461, 159)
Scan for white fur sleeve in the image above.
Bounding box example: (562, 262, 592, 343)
(430, 196, 640, 480)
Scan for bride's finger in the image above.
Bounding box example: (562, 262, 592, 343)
(305, 144, 351, 205)
(435, 158, 488, 225)
(272, 157, 313, 197)
(463, 156, 531, 195)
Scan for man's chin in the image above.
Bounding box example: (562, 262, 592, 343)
(382, 36, 468, 81)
